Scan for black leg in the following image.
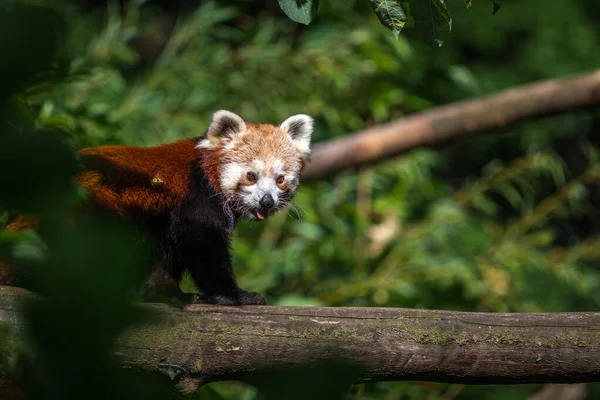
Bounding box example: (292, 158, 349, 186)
(173, 225, 266, 306)
(138, 261, 188, 303)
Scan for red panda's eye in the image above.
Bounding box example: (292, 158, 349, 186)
(276, 175, 285, 185)
(247, 172, 257, 182)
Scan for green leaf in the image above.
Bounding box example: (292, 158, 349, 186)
(408, 0, 452, 47)
(464, 0, 472, 8)
(369, 0, 407, 39)
(277, 0, 319, 25)
(491, 1, 501, 15)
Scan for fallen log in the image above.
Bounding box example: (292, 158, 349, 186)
(1, 286, 599, 393)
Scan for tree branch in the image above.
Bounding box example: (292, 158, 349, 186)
(2, 286, 600, 393)
(302, 69, 600, 181)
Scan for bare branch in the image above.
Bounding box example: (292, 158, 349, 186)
(2, 286, 600, 393)
(302, 69, 600, 181)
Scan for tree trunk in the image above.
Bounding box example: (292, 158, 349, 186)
(1, 286, 600, 393)
(302, 69, 600, 181)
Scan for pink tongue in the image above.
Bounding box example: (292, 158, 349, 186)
(256, 210, 267, 220)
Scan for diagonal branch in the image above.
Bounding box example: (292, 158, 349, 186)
(302, 69, 600, 181)
(1, 286, 600, 393)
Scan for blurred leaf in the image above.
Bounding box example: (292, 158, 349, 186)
(408, 0, 452, 47)
(19, 212, 176, 400)
(0, 3, 65, 104)
(277, 0, 319, 25)
(369, 0, 407, 39)
(194, 385, 230, 400)
(4, 230, 46, 263)
(0, 131, 80, 214)
(247, 361, 364, 400)
(491, 0, 501, 15)
(274, 294, 326, 306)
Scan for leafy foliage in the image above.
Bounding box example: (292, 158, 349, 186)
(278, 0, 320, 25)
(1, 0, 600, 399)
(409, 0, 452, 47)
(276, 0, 497, 46)
(368, 0, 406, 39)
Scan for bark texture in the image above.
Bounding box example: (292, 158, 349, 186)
(302, 69, 600, 181)
(1, 286, 600, 393)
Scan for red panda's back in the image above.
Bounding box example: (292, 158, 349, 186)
(0, 139, 199, 285)
(77, 139, 198, 217)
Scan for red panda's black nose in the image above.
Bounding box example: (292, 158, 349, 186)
(259, 194, 275, 209)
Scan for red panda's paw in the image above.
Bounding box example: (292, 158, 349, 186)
(205, 291, 267, 306)
(238, 291, 267, 306)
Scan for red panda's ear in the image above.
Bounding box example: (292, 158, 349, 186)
(197, 110, 247, 149)
(280, 114, 313, 160)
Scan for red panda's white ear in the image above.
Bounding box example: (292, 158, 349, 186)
(280, 114, 313, 159)
(197, 110, 247, 149)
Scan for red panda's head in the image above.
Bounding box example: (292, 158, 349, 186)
(197, 110, 313, 221)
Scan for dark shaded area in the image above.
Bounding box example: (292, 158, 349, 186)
(0, 3, 180, 399)
(245, 361, 365, 400)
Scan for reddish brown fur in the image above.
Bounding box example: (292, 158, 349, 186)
(0, 263, 15, 286)
(226, 123, 306, 171)
(198, 144, 223, 193)
(4, 216, 39, 231)
(77, 138, 198, 216)
(200, 122, 307, 194)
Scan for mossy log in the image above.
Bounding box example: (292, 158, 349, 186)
(1, 286, 600, 393)
(303, 69, 600, 180)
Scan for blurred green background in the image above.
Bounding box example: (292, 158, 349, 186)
(2, 0, 600, 399)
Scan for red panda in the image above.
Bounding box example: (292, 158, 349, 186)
(1, 110, 313, 306)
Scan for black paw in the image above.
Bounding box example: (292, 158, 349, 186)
(239, 291, 267, 305)
(203, 291, 267, 306)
